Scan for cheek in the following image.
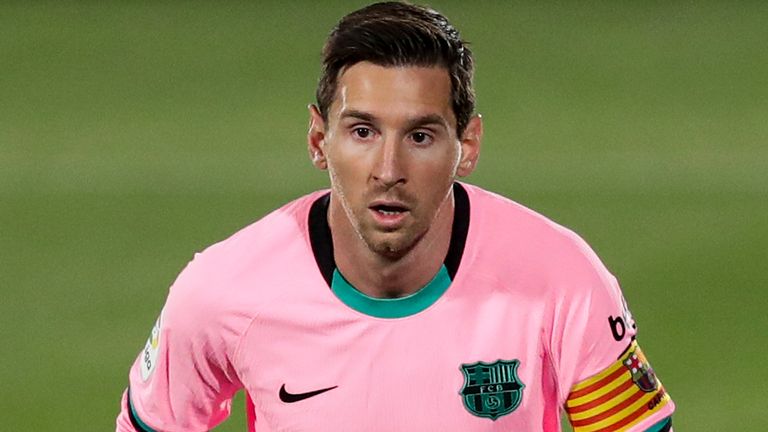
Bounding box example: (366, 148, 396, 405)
(414, 147, 460, 179)
(327, 149, 370, 197)
(329, 154, 365, 184)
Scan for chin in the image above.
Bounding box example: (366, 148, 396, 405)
(364, 232, 420, 260)
(371, 244, 410, 260)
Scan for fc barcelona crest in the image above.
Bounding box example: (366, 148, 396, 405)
(623, 346, 658, 392)
(459, 359, 525, 420)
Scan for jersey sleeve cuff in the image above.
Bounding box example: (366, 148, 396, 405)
(127, 388, 158, 432)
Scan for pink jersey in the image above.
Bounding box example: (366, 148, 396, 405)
(117, 183, 674, 431)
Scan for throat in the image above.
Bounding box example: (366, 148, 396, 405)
(339, 250, 446, 299)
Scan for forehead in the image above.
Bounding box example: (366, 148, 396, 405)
(331, 62, 455, 126)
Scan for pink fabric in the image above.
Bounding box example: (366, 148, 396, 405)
(117, 184, 673, 431)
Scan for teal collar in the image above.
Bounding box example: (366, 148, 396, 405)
(331, 265, 452, 318)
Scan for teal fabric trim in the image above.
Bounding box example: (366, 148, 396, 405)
(128, 393, 158, 432)
(331, 265, 451, 318)
(645, 417, 672, 432)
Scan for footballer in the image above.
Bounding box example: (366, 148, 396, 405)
(117, 2, 675, 431)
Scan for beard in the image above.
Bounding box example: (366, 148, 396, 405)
(358, 221, 427, 260)
(327, 163, 453, 262)
(335, 187, 425, 261)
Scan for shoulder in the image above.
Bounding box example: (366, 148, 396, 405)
(461, 183, 623, 317)
(464, 183, 576, 243)
(162, 191, 328, 334)
(464, 183, 610, 280)
(201, 189, 328, 267)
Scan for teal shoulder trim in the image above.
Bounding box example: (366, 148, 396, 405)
(645, 417, 672, 432)
(128, 389, 158, 432)
(331, 265, 451, 318)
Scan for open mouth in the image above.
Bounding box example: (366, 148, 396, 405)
(371, 204, 408, 215)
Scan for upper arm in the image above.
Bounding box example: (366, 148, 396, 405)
(546, 235, 675, 431)
(117, 255, 245, 431)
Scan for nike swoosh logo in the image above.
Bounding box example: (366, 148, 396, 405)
(279, 384, 338, 403)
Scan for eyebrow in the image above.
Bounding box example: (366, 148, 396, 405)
(404, 114, 449, 131)
(339, 110, 449, 131)
(339, 109, 377, 123)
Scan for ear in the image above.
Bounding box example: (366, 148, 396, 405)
(307, 104, 328, 170)
(457, 114, 483, 177)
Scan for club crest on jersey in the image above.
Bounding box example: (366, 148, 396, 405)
(459, 359, 524, 420)
(623, 345, 658, 392)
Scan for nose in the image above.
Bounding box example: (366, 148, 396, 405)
(371, 135, 406, 188)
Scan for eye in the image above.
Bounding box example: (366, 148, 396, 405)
(353, 127, 374, 140)
(410, 131, 433, 146)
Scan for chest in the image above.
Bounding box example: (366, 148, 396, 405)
(235, 289, 560, 431)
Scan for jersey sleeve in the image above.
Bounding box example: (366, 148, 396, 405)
(547, 233, 675, 432)
(116, 253, 245, 432)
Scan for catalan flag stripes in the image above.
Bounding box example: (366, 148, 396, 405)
(565, 340, 671, 431)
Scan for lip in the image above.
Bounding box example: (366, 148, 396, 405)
(368, 200, 410, 229)
(369, 199, 410, 210)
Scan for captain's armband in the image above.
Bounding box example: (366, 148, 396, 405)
(565, 340, 672, 431)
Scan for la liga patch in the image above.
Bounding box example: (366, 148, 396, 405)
(140, 312, 162, 381)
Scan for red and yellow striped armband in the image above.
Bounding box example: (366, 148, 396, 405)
(565, 340, 671, 432)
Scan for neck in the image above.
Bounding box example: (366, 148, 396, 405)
(330, 193, 454, 299)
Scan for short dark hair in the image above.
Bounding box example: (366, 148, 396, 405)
(316, 2, 475, 135)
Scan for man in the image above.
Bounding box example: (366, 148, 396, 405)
(117, 2, 675, 431)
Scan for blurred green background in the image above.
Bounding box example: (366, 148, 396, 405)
(2, 1, 766, 430)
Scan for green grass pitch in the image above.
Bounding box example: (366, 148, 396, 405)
(1, 2, 766, 430)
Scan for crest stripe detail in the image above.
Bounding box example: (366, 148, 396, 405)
(571, 390, 646, 425)
(565, 340, 671, 432)
(568, 373, 628, 407)
(567, 380, 635, 414)
(569, 364, 625, 398)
